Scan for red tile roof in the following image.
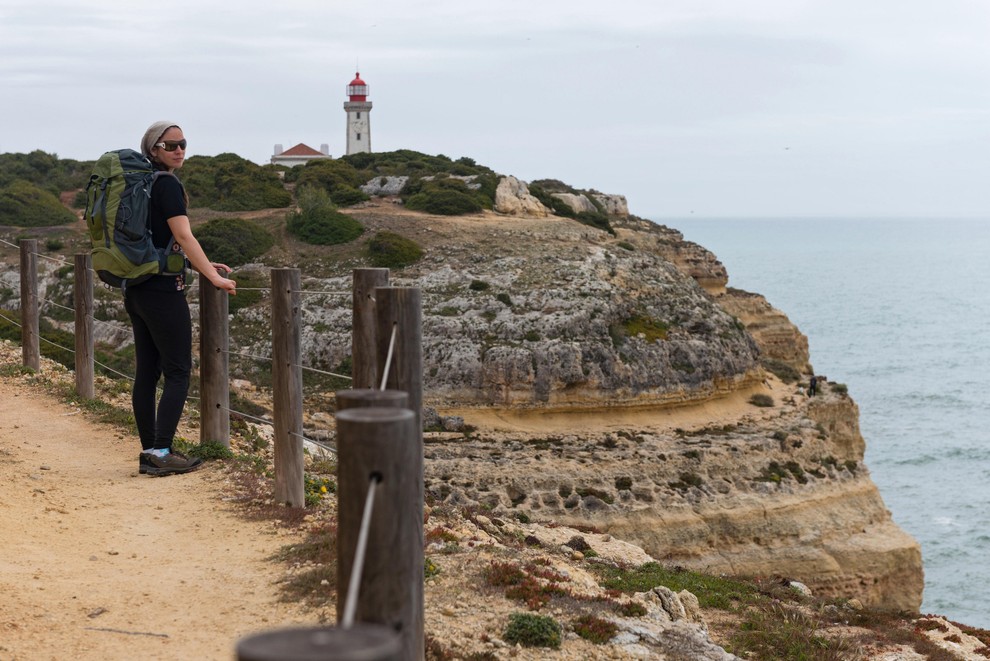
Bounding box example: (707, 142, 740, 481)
(279, 143, 324, 156)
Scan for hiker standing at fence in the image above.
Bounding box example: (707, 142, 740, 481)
(128, 121, 237, 477)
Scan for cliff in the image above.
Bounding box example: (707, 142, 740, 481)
(0, 176, 924, 614)
(246, 190, 921, 612)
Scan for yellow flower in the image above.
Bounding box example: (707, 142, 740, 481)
(320, 485, 328, 494)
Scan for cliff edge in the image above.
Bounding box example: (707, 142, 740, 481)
(278, 194, 922, 612)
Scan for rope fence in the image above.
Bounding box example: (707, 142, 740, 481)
(2, 239, 425, 659)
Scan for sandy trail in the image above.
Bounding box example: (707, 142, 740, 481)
(0, 379, 312, 661)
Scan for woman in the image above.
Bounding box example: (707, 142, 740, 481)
(130, 121, 237, 477)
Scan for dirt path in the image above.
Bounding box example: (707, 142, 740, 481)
(0, 379, 312, 661)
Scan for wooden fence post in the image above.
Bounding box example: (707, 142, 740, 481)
(200, 271, 230, 447)
(271, 268, 304, 507)
(73, 253, 94, 399)
(374, 287, 422, 429)
(351, 268, 389, 389)
(19, 240, 39, 371)
(236, 622, 400, 661)
(335, 407, 422, 661)
(335, 389, 408, 413)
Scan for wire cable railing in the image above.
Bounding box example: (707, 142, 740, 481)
(341, 474, 379, 628)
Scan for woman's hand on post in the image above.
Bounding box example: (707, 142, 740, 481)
(208, 263, 236, 294)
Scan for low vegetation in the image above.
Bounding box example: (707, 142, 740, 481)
(286, 185, 364, 246)
(0, 180, 77, 226)
(180, 153, 291, 211)
(366, 230, 424, 268)
(503, 612, 562, 649)
(195, 217, 274, 267)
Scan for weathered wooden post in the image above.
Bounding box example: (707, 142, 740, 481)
(335, 389, 408, 413)
(73, 253, 94, 399)
(335, 407, 421, 661)
(236, 623, 400, 661)
(351, 268, 389, 389)
(374, 287, 422, 426)
(271, 268, 304, 507)
(19, 240, 40, 371)
(200, 271, 230, 447)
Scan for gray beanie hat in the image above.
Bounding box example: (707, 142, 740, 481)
(141, 120, 181, 158)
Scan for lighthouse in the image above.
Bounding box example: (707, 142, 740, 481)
(344, 72, 372, 155)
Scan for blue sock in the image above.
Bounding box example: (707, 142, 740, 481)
(144, 448, 169, 458)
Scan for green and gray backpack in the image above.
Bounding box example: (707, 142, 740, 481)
(84, 148, 187, 290)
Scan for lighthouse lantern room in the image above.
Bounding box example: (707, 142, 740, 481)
(344, 72, 372, 155)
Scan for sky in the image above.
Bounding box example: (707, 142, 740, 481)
(2, 0, 989, 219)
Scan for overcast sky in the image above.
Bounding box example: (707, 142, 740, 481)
(2, 0, 989, 218)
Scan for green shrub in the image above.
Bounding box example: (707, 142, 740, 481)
(329, 185, 370, 207)
(612, 314, 668, 346)
(595, 561, 756, 610)
(405, 186, 483, 215)
(287, 186, 364, 246)
(576, 210, 614, 235)
(761, 358, 801, 384)
(496, 293, 513, 307)
(366, 231, 423, 268)
(469, 279, 490, 291)
(296, 158, 364, 191)
(749, 393, 775, 407)
(0, 150, 91, 197)
(503, 612, 561, 649)
(0, 180, 77, 226)
(196, 217, 274, 267)
(181, 153, 291, 211)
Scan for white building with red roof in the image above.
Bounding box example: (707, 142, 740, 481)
(270, 142, 331, 167)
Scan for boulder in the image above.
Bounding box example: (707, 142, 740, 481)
(493, 176, 549, 217)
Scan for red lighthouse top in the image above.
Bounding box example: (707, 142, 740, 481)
(347, 72, 369, 102)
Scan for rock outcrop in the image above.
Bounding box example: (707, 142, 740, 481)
(592, 192, 629, 218)
(493, 176, 549, 217)
(551, 191, 598, 215)
(360, 175, 409, 196)
(718, 287, 811, 376)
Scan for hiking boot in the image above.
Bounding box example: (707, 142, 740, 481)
(139, 453, 152, 474)
(143, 450, 204, 477)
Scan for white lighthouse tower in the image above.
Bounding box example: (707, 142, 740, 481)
(344, 72, 372, 155)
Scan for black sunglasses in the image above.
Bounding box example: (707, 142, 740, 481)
(154, 139, 187, 152)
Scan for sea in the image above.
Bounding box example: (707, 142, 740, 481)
(667, 217, 990, 630)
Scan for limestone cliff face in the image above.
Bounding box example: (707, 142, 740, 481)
(271, 201, 917, 613)
(424, 383, 922, 612)
(245, 208, 761, 410)
(717, 288, 811, 376)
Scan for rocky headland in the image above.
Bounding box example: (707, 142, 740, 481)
(230, 185, 923, 614)
(0, 173, 929, 655)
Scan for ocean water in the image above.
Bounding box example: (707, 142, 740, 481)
(669, 217, 990, 630)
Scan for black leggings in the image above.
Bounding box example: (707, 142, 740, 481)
(124, 288, 192, 450)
